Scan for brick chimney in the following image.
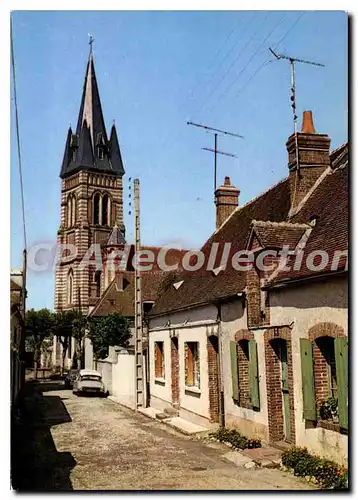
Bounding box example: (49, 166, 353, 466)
(214, 176, 240, 229)
(286, 111, 331, 211)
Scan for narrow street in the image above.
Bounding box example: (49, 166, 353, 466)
(12, 381, 311, 491)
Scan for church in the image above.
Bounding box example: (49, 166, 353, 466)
(52, 44, 185, 371)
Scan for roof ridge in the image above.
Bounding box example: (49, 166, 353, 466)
(212, 176, 289, 236)
(89, 277, 117, 316)
(330, 141, 348, 157)
(252, 220, 310, 229)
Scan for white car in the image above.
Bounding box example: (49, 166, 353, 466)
(73, 369, 108, 397)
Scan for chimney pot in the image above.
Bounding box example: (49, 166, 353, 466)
(301, 110, 316, 134)
(286, 111, 331, 212)
(224, 176, 231, 185)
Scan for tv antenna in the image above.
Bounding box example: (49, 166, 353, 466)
(269, 48, 325, 174)
(187, 121, 243, 192)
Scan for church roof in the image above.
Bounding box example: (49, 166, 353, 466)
(60, 51, 125, 179)
(106, 225, 126, 246)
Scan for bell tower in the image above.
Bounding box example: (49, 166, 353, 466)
(54, 45, 126, 314)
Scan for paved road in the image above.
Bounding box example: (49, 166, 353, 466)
(14, 382, 312, 491)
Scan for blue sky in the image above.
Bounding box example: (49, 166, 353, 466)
(10, 10, 348, 310)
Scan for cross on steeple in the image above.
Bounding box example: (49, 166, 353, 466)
(88, 34, 94, 54)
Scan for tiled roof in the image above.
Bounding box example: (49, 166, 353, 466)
(249, 221, 309, 250)
(267, 157, 348, 286)
(107, 225, 126, 246)
(91, 248, 188, 316)
(150, 178, 291, 316)
(150, 143, 348, 316)
(10, 279, 22, 292)
(90, 272, 135, 317)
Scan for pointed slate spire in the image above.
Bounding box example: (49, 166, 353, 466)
(60, 126, 73, 177)
(106, 224, 126, 247)
(76, 51, 108, 148)
(60, 48, 126, 178)
(109, 124, 125, 176)
(77, 119, 94, 168)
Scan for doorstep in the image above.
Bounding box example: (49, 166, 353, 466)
(242, 446, 283, 468)
(138, 406, 209, 435)
(164, 416, 209, 435)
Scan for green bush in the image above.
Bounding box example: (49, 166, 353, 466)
(209, 428, 261, 450)
(281, 446, 348, 490)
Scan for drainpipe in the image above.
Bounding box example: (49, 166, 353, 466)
(215, 302, 225, 429)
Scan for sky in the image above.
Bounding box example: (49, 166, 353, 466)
(10, 10, 348, 310)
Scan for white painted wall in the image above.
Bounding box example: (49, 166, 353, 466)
(270, 276, 348, 465)
(220, 300, 270, 441)
(112, 350, 135, 409)
(149, 304, 218, 424)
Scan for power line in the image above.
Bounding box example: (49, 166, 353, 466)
(208, 12, 286, 114)
(193, 11, 257, 111)
(198, 13, 270, 113)
(176, 14, 246, 117)
(11, 18, 27, 251)
(235, 12, 306, 99)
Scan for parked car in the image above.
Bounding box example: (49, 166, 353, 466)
(64, 369, 79, 389)
(73, 369, 108, 397)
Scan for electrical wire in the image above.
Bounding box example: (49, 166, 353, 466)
(176, 14, 245, 117)
(197, 11, 270, 114)
(235, 12, 306, 99)
(11, 17, 27, 251)
(193, 12, 257, 109)
(207, 12, 286, 114)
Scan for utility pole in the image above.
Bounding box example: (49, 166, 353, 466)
(134, 179, 144, 409)
(269, 48, 325, 175)
(187, 121, 243, 192)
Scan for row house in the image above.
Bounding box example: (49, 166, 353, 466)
(147, 111, 348, 466)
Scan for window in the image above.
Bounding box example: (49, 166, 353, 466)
(98, 146, 104, 160)
(67, 195, 72, 227)
(93, 193, 101, 225)
(300, 335, 348, 430)
(155, 341, 165, 379)
(95, 270, 101, 297)
(185, 342, 200, 388)
(67, 270, 74, 304)
(316, 336, 337, 399)
(71, 196, 76, 227)
(102, 194, 110, 226)
(230, 339, 260, 410)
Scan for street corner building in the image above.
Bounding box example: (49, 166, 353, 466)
(147, 112, 348, 467)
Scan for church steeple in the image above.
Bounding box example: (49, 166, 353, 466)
(60, 48, 125, 178)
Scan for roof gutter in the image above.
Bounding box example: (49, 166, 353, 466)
(263, 269, 347, 290)
(149, 292, 244, 319)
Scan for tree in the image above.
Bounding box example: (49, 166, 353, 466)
(87, 313, 131, 361)
(53, 309, 77, 374)
(25, 308, 55, 379)
(72, 309, 88, 370)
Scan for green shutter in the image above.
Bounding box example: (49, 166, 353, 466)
(248, 339, 260, 410)
(230, 341, 239, 401)
(334, 337, 348, 430)
(300, 338, 316, 421)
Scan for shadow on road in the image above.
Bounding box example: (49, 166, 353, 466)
(11, 381, 76, 491)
